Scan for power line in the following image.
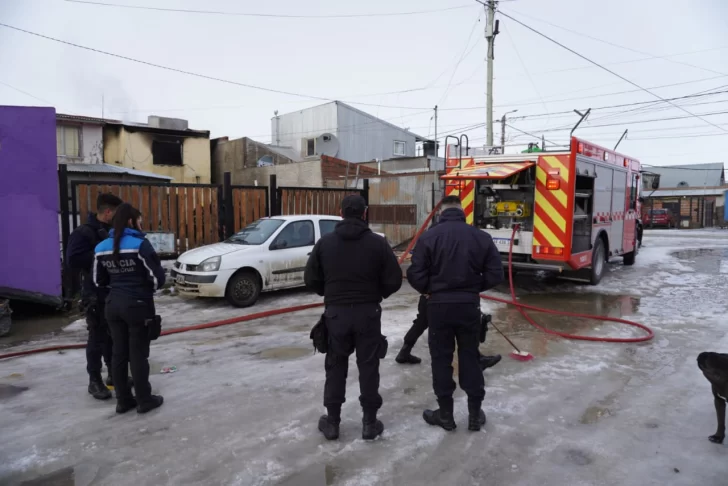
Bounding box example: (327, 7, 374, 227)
(534, 110, 728, 133)
(0, 22, 336, 101)
(0, 80, 54, 105)
(64, 0, 476, 18)
(505, 123, 559, 145)
(500, 8, 728, 78)
(437, 14, 483, 106)
(498, 11, 728, 134)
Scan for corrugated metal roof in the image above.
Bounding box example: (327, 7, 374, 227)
(646, 163, 725, 188)
(57, 113, 120, 125)
(64, 163, 173, 180)
(649, 187, 726, 197)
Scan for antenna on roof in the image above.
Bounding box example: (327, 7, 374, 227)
(570, 108, 591, 137)
(614, 129, 628, 150)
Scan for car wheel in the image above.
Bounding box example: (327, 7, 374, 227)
(589, 237, 606, 285)
(225, 270, 262, 307)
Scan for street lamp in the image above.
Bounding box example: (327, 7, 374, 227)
(500, 109, 518, 153)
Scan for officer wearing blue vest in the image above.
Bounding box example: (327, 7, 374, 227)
(94, 203, 166, 414)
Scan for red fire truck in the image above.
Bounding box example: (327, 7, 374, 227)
(441, 137, 657, 284)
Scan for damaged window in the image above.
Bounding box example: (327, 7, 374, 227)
(152, 138, 183, 166)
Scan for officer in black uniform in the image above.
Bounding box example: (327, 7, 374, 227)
(304, 195, 402, 441)
(66, 193, 122, 400)
(407, 195, 504, 432)
(395, 294, 502, 370)
(94, 203, 166, 414)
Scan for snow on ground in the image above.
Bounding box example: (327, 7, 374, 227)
(2, 229, 728, 485)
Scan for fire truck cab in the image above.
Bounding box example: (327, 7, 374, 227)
(441, 137, 650, 285)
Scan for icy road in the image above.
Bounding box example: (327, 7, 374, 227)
(2, 229, 728, 485)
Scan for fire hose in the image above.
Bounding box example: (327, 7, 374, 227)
(0, 205, 653, 361)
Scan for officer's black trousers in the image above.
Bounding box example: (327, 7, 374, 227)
(323, 303, 384, 417)
(428, 302, 485, 409)
(105, 294, 154, 403)
(85, 300, 112, 380)
(403, 295, 429, 347)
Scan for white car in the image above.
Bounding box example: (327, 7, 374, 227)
(172, 215, 388, 307)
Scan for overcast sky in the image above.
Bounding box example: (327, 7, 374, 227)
(2, 0, 727, 168)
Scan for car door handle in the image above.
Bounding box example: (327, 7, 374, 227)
(307, 252, 312, 256)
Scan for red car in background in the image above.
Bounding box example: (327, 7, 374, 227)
(644, 209, 678, 228)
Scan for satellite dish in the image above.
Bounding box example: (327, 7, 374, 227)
(316, 133, 339, 157)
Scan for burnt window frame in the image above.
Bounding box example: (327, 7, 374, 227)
(151, 136, 184, 166)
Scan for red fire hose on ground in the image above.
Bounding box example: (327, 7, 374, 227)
(0, 205, 653, 362)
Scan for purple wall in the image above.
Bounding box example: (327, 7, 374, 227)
(0, 106, 61, 302)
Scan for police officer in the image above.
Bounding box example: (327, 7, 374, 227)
(304, 195, 402, 441)
(94, 203, 166, 414)
(395, 294, 502, 371)
(66, 193, 122, 400)
(407, 195, 504, 432)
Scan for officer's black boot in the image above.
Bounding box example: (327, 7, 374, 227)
(88, 374, 112, 400)
(479, 354, 502, 371)
(137, 395, 164, 414)
(116, 397, 138, 414)
(395, 344, 422, 365)
(362, 410, 384, 440)
(423, 399, 456, 431)
(318, 410, 341, 441)
(468, 403, 486, 431)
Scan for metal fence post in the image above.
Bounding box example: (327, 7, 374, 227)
(223, 172, 234, 238)
(58, 164, 70, 260)
(269, 174, 278, 216)
(362, 178, 370, 224)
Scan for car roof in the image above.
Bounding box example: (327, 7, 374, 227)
(263, 214, 342, 222)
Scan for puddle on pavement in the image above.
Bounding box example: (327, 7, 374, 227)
(484, 293, 640, 359)
(18, 466, 74, 486)
(580, 405, 613, 424)
(0, 301, 75, 348)
(672, 247, 728, 274)
(192, 330, 260, 345)
(259, 347, 310, 360)
(0, 384, 29, 399)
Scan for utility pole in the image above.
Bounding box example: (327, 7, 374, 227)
(484, 1, 499, 147)
(433, 105, 438, 208)
(499, 109, 517, 154)
(500, 114, 506, 152)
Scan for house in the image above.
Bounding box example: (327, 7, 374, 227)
(642, 162, 726, 228)
(55, 114, 212, 183)
(271, 101, 432, 163)
(210, 136, 302, 184)
(104, 116, 211, 184)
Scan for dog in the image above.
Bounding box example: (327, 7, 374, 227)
(697, 352, 728, 444)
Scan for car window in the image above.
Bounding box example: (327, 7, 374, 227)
(225, 219, 284, 245)
(318, 220, 339, 237)
(271, 220, 315, 250)
(649, 209, 667, 215)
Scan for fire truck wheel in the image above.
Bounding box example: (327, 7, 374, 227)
(589, 237, 607, 285)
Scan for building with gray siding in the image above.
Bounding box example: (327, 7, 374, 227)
(271, 101, 431, 163)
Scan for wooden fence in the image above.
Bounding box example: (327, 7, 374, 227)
(74, 182, 220, 253)
(278, 187, 363, 216)
(231, 187, 268, 233)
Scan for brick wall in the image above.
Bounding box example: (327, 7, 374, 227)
(320, 155, 382, 187)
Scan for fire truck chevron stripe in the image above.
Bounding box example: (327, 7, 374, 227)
(543, 155, 570, 183)
(534, 204, 565, 245)
(534, 217, 562, 247)
(535, 167, 568, 208)
(532, 235, 542, 246)
(536, 192, 566, 232)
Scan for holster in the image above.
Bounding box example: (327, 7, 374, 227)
(479, 312, 492, 343)
(145, 315, 162, 341)
(377, 335, 388, 359)
(310, 314, 328, 354)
